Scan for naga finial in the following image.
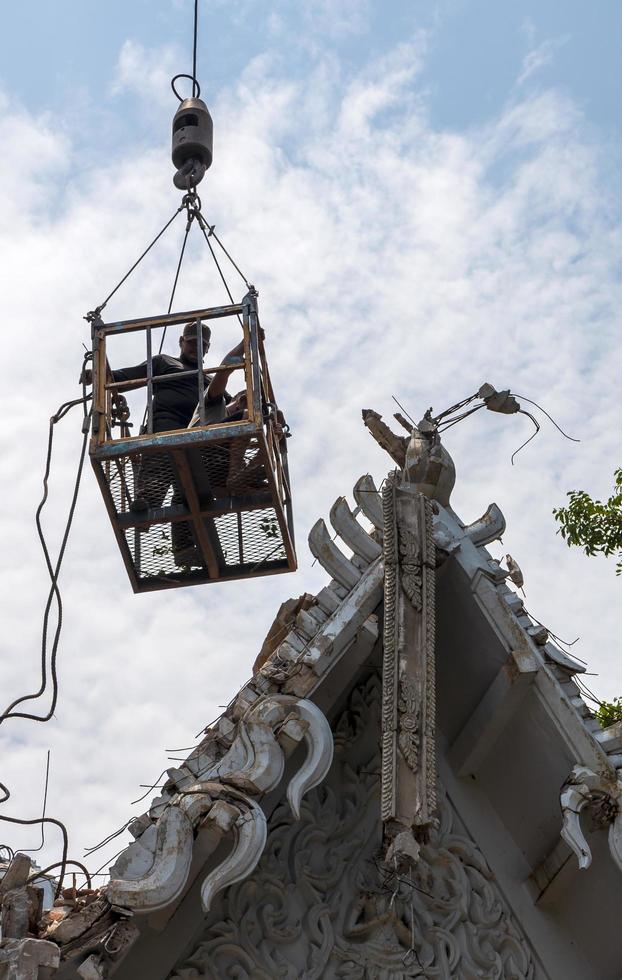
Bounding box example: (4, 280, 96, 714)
(362, 407, 455, 506)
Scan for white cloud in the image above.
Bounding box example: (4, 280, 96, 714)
(0, 30, 620, 883)
(302, 0, 372, 38)
(110, 40, 182, 106)
(517, 33, 570, 88)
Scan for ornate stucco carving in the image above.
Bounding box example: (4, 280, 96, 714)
(106, 695, 333, 915)
(381, 476, 399, 825)
(381, 474, 437, 848)
(560, 765, 622, 871)
(397, 676, 420, 771)
(169, 675, 536, 980)
(397, 526, 423, 609)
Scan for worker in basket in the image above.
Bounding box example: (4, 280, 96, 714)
(82, 320, 244, 566)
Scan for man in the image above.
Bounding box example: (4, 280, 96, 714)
(82, 320, 215, 429)
(83, 320, 244, 566)
(107, 320, 218, 517)
(112, 319, 216, 434)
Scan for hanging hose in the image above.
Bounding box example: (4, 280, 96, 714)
(0, 359, 92, 725)
(0, 360, 98, 900)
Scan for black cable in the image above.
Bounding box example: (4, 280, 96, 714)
(510, 409, 540, 465)
(138, 215, 195, 431)
(84, 820, 131, 858)
(432, 391, 479, 424)
(0, 389, 92, 725)
(23, 751, 50, 853)
(391, 395, 416, 426)
(437, 403, 484, 432)
(157, 214, 194, 357)
(90, 845, 127, 882)
(0, 815, 68, 899)
(196, 212, 243, 325)
(207, 224, 251, 289)
(192, 0, 199, 97)
(36, 859, 92, 891)
(511, 393, 580, 443)
(89, 205, 184, 318)
(131, 769, 169, 806)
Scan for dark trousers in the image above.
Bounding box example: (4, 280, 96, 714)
(133, 451, 194, 558)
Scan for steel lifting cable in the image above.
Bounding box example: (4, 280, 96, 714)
(87, 205, 185, 320)
(205, 223, 251, 290)
(157, 202, 196, 357)
(192, 0, 199, 97)
(137, 209, 196, 430)
(87, 193, 250, 341)
(196, 212, 242, 318)
(170, 0, 201, 102)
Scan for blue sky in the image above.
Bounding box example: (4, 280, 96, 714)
(0, 0, 621, 884)
(4, 0, 621, 133)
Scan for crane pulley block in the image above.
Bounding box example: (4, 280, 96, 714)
(172, 97, 213, 189)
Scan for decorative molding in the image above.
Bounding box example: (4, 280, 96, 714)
(106, 696, 333, 916)
(169, 675, 536, 980)
(107, 807, 194, 912)
(560, 765, 622, 872)
(381, 474, 399, 824)
(397, 526, 423, 609)
(397, 676, 420, 771)
(381, 475, 437, 840)
(423, 492, 437, 819)
(462, 503, 506, 546)
(198, 792, 267, 913)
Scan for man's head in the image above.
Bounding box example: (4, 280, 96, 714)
(179, 320, 211, 364)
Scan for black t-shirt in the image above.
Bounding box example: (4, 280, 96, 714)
(112, 354, 213, 432)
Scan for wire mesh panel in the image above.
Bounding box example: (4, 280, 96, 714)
(92, 425, 295, 591)
(214, 507, 287, 570)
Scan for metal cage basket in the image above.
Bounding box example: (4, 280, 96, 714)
(89, 291, 296, 592)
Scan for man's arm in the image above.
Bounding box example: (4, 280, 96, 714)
(111, 361, 150, 383)
(80, 358, 159, 388)
(206, 340, 245, 400)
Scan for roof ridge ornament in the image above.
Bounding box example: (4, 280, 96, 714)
(363, 382, 579, 484)
(560, 765, 622, 873)
(362, 408, 455, 506)
(105, 696, 333, 915)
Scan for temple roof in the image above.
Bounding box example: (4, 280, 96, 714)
(31, 464, 622, 978)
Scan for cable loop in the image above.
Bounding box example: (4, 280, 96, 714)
(171, 73, 201, 102)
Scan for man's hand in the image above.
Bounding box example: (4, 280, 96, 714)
(274, 408, 287, 442)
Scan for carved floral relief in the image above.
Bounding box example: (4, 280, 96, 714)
(169, 675, 535, 980)
(397, 676, 420, 772)
(398, 528, 423, 610)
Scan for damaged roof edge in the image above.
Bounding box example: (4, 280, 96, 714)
(39, 470, 619, 979)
